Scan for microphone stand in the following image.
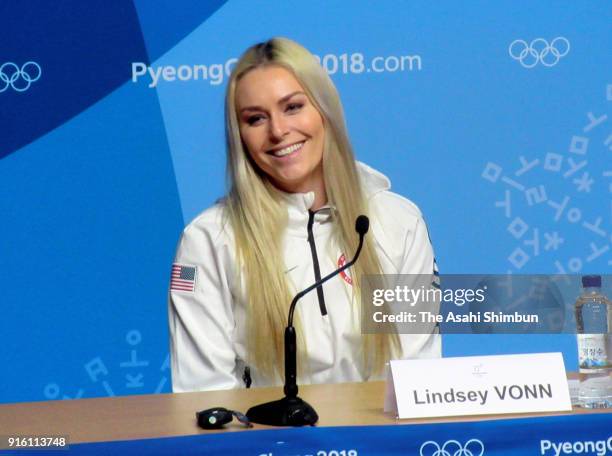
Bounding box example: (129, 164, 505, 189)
(246, 216, 369, 426)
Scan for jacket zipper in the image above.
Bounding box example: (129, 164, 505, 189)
(307, 210, 327, 316)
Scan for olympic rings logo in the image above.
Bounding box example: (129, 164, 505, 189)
(0, 61, 42, 93)
(420, 439, 485, 456)
(508, 37, 570, 68)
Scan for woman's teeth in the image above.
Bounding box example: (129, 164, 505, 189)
(272, 142, 304, 157)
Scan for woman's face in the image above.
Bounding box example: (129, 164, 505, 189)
(235, 65, 325, 195)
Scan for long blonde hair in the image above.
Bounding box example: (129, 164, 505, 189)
(224, 37, 398, 381)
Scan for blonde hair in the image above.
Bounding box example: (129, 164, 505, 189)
(224, 37, 398, 382)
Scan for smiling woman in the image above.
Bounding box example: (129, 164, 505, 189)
(168, 37, 440, 393)
(235, 66, 326, 207)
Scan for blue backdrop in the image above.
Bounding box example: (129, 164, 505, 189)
(1, 0, 610, 403)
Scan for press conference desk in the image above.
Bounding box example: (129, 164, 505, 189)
(1, 381, 611, 452)
(1, 381, 416, 443)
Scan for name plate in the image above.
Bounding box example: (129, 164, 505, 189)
(384, 353, 571, 419)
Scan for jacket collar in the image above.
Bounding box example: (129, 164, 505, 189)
(281, 162, 391, 236)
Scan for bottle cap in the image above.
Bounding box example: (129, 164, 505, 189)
(581, 275, 602, 288)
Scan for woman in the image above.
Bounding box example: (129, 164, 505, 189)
(168, 37, 439, 392)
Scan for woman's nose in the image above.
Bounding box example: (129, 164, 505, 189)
(268, 114, 289, 142)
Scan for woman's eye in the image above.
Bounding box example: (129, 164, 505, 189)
(286, 103, 303, 112)
(246, 114, 264, 125)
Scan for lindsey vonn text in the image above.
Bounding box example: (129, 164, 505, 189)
(413, 383, 553, 406)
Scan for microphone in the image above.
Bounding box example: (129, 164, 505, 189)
(246, 215, 369, 426)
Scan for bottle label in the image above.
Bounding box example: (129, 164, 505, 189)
(577, 334, 608, 370)
(580, 302, 608, 333)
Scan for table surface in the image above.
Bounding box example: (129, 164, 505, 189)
(0, 381, 609, 444)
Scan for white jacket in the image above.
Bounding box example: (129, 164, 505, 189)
(168, 162, 440, 392)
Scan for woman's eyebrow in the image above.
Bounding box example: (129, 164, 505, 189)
(239, 91, 306, 113)
(278, 91, 305, 103)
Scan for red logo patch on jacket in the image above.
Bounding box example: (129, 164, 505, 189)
(337, 253, 353, 286)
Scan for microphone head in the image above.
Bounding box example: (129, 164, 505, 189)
(355, 215, 369, 235)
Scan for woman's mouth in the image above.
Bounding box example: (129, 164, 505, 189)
(268, 141, 305, 158)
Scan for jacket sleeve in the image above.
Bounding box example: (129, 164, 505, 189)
(397, 214, 442, 360)
(168, 219, 240, 392)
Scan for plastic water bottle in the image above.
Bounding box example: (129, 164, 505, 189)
(575, 275, 612, 408)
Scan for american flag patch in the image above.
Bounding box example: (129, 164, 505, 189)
(170, 263, 196, 292)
